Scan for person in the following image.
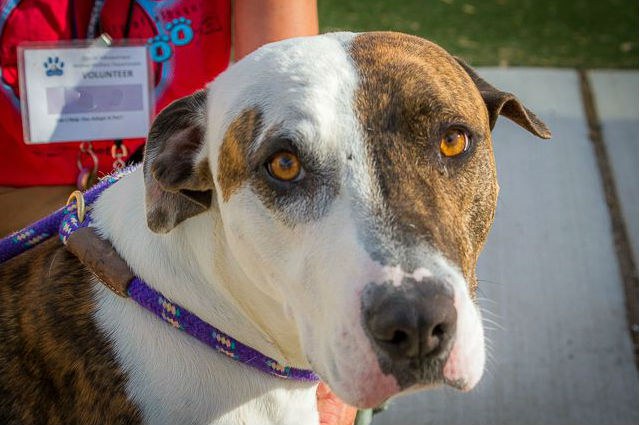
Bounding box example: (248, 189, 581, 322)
(0, 1, 358, 424)
(0, 0, 319, 231)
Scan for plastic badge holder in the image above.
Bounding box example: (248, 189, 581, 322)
(17, 35, 154, 144)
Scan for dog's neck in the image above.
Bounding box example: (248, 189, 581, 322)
(92, 168, 309, 369)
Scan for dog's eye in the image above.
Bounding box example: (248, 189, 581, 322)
(440, 128, 469, 157)
(267, 151, 302, 182)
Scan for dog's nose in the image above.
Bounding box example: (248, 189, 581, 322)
(363, 279, 456, 360)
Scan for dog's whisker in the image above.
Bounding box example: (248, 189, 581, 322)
(484, 342, 497, 366)
(476, 296, 499, 306)
(480, 307, 502, 316)
(482, 317, 505, 331)
(475, 289, 500, 305)
(477, 294, 498, 304)
(476, 286, 487, 299)
(477, 279, 503, 286)
(483, 361, 497, 380)
(478, 307, 498, 319)
(481, 311, 504, 322)
(477, 301, 498, 308)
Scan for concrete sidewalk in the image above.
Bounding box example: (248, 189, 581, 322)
(372, 69, 639, 425)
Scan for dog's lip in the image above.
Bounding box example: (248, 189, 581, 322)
(444, 376, 470, 391)
(351, 387, 398, 409)
(329, 367, 401, 408)
(396, 376, 467, 397)
(351, 370, 458, 407)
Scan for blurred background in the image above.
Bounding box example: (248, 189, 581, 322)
(319, 0, 638, 68)
(319, 1, 639, 424)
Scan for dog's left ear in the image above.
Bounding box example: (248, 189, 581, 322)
(455, 58, 551, 139)
(143, 90, 214, 233)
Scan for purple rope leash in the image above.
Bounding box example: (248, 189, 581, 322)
(128, 278, 319, 382)
(0, 164, 319, 383)
(0, 166, 137, 263)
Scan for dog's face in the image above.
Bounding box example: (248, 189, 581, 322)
(143, 32, 550, 408)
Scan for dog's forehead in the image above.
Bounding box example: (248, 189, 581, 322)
(208, 32, 486, 152)
(208, 32, 360, 156)
(348, 32, 488, 128)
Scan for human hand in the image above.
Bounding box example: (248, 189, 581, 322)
(316, 382, 358, 425)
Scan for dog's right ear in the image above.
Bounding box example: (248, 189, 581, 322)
(143, 90, 214, 233)
(454, 58, 551, 139)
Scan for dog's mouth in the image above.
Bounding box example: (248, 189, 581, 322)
(375, 349, 473, 389)
(330, 321, 484, 407)
(376, 354, 445, 386)
(444, 377, 469, 391)
(325, 350, 477, 408)
(356, 365, 474, 407)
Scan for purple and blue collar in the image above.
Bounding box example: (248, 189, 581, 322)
(0, 166, 319, 383)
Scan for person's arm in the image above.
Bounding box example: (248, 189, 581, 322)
(233, 0, 318, 60)
(317, 382, 358, 425)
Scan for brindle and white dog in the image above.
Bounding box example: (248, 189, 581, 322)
(0, 32, 549, 424)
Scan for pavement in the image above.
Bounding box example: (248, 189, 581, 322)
(371, 69, 639, 425)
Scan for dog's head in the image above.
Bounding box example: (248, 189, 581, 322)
(142, 32, 550, 408)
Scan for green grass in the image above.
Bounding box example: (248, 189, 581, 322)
(318, 0, 638, 68)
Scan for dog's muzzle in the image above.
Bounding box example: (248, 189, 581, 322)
(361, 277, 457, 387)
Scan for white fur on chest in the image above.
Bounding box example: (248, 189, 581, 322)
(93, 284, 317, 425)
(90, 170, 318, 425)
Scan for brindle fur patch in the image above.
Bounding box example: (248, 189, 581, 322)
(349, 32, 500, 291)
(217, 108, 263, 202)
(0, 239, 141, 424)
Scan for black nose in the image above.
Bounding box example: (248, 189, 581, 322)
(363, 278, 457, 360)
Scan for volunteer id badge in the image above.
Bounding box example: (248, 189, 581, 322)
(18, 41, 153, 144)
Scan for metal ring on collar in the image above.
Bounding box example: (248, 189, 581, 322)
(66, 190, 87, 223)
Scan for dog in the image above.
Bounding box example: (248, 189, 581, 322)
(0, 31, 550, 424)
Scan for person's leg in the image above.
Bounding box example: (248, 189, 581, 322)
(0, 186, 74, 237)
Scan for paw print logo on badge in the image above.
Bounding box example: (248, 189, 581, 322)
(146, 17, 194, 63)
(44, 56, 64, 76)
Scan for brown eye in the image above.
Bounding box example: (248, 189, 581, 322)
(440, 128, 469, 157)
(267, 151, 302, 181)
